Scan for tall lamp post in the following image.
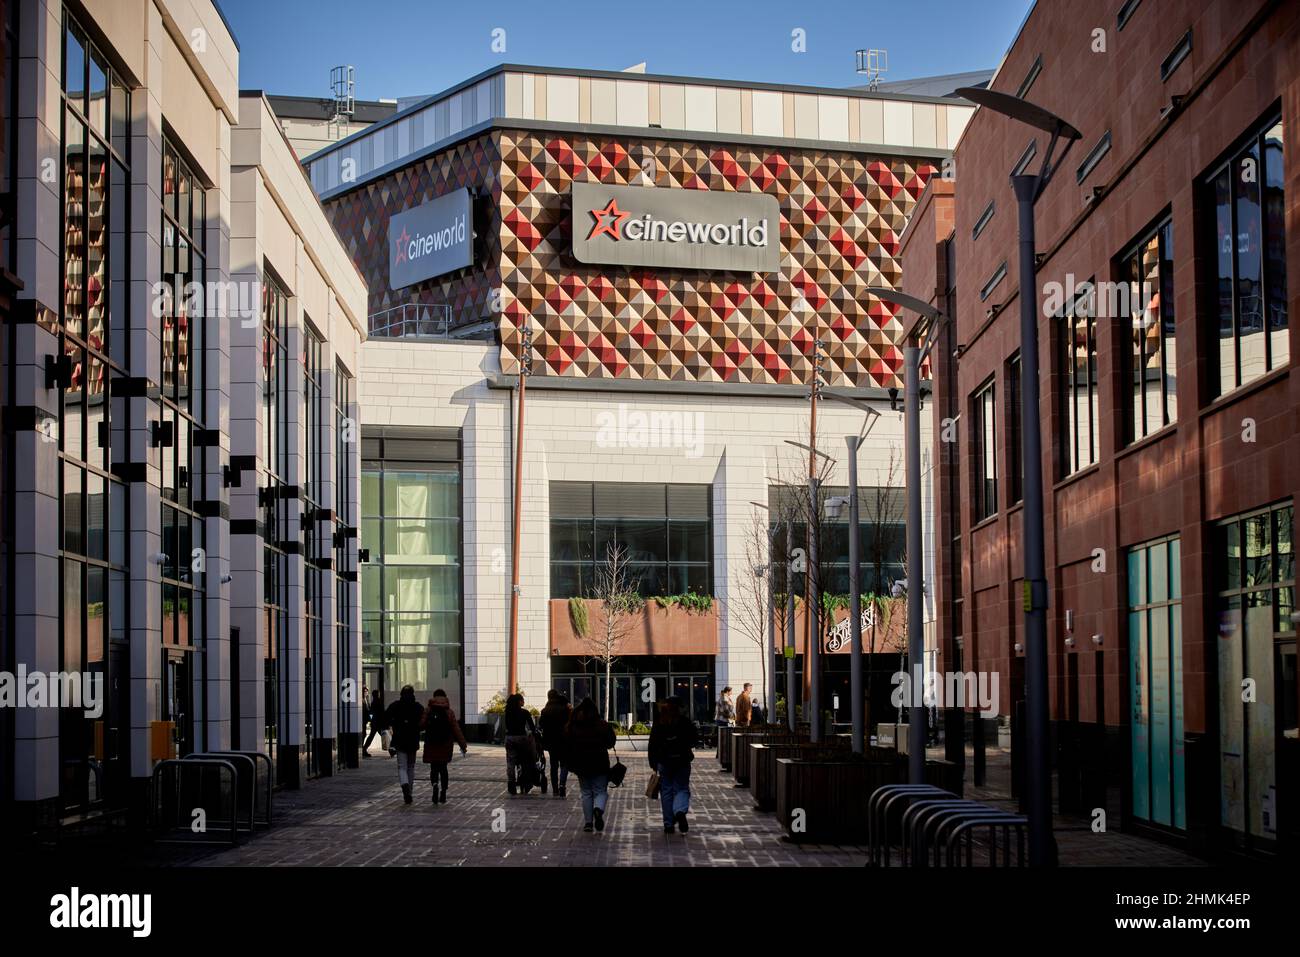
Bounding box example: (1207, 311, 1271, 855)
(507, 325, 533, 697)
(784, 439, 834, 743)
(824, 394, 881, 754)
(864, 288, 948, 785)
(951, 88, 1080, 867)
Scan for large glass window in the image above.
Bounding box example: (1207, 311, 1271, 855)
(548, 483, 712, 599)
(1058, 283, 1099, 476)
(1207, 116, 1287, 396)
(971, 378, 996, 522)
(1007, 354, 1023, 505)
(334, 364, 356, 746)
(302, 325, 325, 775)
(1214, 502, 1293, 846)
(261, 274, 290, 758)
(1121, 219, 1177, 441)
(1128, 536, 1184, 830)
(361, 435, 463, 713)
(58, 11, 130, 806)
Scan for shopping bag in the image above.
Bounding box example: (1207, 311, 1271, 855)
(645, 770, 661, 799)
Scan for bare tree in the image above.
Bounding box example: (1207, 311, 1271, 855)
(730, 506, 775, 715)
(861, 444, 907, 737)
(581, 540, 645, 720)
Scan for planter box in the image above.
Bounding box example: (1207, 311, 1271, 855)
(549, 598, 718, 657)
(731, 730, 807, 786)
(750, 740, 845, 810)
(776, 756, 903, 843)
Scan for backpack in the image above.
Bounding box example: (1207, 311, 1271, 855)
(426, 706, 453, 744)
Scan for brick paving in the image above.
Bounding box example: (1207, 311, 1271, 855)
(23, 739, 1207, 867)
(168, 742, 864, 867)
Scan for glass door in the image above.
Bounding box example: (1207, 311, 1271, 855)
(163, 651, 192, 757)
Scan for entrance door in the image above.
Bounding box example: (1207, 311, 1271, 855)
(690, 676, 713, 723)
(163, 651, 193, 757)
(639, 674, 667, 723)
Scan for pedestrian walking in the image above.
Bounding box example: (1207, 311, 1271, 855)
(565, 696, 615, 833)
(649, 695, 697, 834)
(716, 687, 735, 728)
(539, 690, 572, 797)
(384, 685, 425, 804)
(422, 689, 468, 804)
(735, 683, 754, 727)
(362, 689, 386, 758)
(751, 694, 765, 726)
(503, 693, 541, 795)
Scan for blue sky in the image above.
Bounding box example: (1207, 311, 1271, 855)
(221, 0, 1033, 102)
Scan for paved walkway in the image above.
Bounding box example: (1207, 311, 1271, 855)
(175, 743, 865, 867)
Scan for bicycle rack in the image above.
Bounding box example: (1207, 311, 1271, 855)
(186, 750, 273, 828)
(149, 758, 240, 846)
(867, 784, 954, 867)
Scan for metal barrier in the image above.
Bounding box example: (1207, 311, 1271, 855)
(149, 758, 241, 845)
(186, 751, 273, 827)
(867, 784, 953, 866)
(868, 785, 1025, 867)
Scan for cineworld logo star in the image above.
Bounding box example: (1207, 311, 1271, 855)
(587, 198, 770, 249)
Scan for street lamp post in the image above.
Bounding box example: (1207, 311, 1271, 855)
(953, 87, 1080, 867)
(865, 288, 948, 785)
(785, 439, 834, 743)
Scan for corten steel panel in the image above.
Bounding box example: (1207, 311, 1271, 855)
(322, 128, 939, 389)
(549, 599, 718, 656)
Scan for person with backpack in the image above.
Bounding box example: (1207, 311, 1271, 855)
(362, 689, 386, 757)
(538, 690, 572, 797)
(649, 696, 697, 834)
(564, 697, 616, 833)
(384, 686, 425, 804)
(422, 689, 468, 804)
(503, 693, 541, 795)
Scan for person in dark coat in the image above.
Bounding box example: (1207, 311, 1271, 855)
(648, 696, 697, 833)
(421, 689, 468, 804)
(384, 685, 425, 804)
(503, 693, 542, 795)
(538, 690, 572, 797)
(565, 697, 616, 832)
(362, 689, 386, 757)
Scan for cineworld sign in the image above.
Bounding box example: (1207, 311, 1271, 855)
(388, 187, 474, 290)
(571, 181, 780, 273)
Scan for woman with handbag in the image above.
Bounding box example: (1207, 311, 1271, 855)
(648, 696, 697, 834)
(564, 697, 616, 833)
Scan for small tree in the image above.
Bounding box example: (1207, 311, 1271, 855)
(582, 540, 645, 720)
(731, 506, 775, 715)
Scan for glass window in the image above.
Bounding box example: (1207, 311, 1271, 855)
(1128, 536, 1184, 830)
(971, 378, 996, 521)
(1214, 502, 1294, 845)
(1121, 219, 1177, 442)
(1058, 283, 1099, 475)
(1206, 117, 1287, 396)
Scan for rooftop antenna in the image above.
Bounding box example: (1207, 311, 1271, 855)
(855, 49, 888, 91)
(329, 65, 356, 139)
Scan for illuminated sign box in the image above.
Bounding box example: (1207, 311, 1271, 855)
(388, 188, 474, 290)
(571, 182, 780, 273)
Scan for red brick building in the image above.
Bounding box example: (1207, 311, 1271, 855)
(901, 0, 1297, 858)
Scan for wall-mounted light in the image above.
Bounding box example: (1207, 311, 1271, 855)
(1014, 642, 1023, 653)
(1065, 609, 1074, 633)
(1064, 636, 1076, 648)
(1090, 634, 1103, 646)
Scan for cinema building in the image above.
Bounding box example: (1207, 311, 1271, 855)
(0, 0, 366, 831)
(900, 0, 1297, 858)
(303, 64, 973, 733)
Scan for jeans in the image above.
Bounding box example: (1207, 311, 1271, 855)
(578, 774, 609, 824)
(546, 750, 569, 791)
(505, 735, 537, 788)
(428, 761, 448, 791)
(657, 762, 691, 825)
(395, 751, 417, 788)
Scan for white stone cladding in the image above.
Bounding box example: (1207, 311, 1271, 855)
(361, 339, 935, 732)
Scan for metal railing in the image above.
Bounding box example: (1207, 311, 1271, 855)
(368, 302, 454, 339)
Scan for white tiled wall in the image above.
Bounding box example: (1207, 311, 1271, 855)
(361, 340, 936, 729)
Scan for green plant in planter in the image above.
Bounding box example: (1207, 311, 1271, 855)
(651, 593, 714, 613)
(567, 596, 589, 637)
(481, 690, 538, 717)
